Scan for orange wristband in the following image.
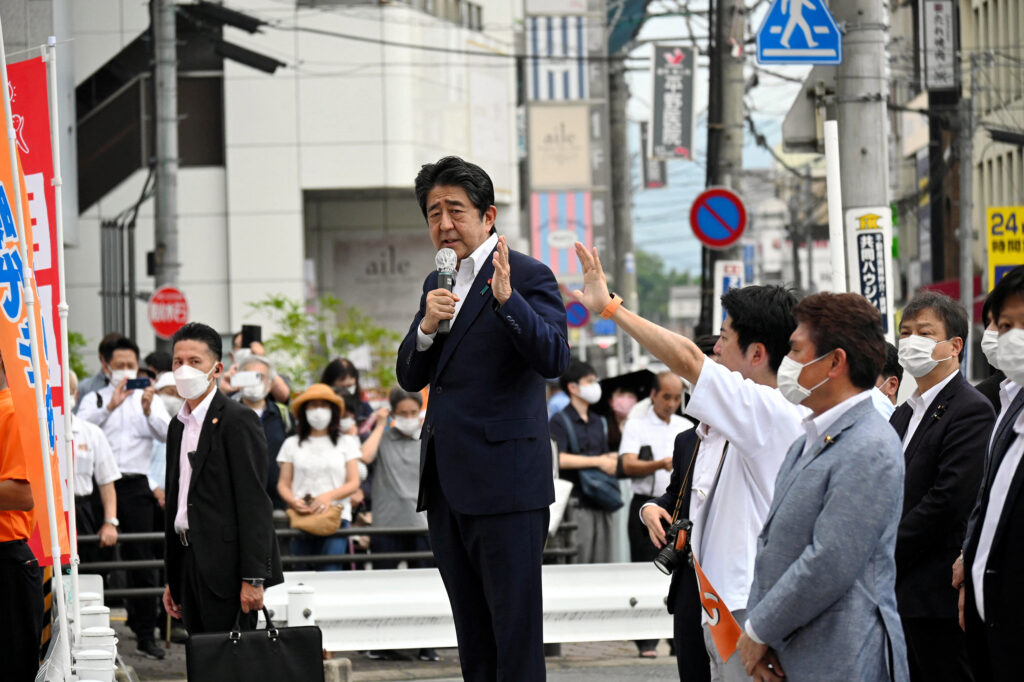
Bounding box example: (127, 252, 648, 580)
(601, 293, 623, 319)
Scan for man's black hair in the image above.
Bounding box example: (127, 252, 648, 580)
(108, 336, 140, 361)
(559, 359, 597, 395)
(721, 285, 798, 373)
(881, 341, 903, 383)
(414, 156, 496, 231)
(988, 265, 1024, 324)
(901, 291, 969, 361)
(170, 322, 222, 361)
(144, 350, 172, 373)
(99, 332, 127, 362)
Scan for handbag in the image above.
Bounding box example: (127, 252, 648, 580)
(186, 607, 324, 682)
(286, 504, 342, 536)
(556, 411, 623, 512)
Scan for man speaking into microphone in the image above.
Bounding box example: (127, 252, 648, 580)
(397, 156, 570, 681)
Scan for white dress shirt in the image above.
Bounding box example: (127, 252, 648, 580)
(174, 388, 217, 533)
(869, 386, 896, 419)
(901, 370, 958, 447)
(682, 359, 806, 625)
(71, 415, 121, 497)
(77, 384, 170, 475)
(417, 233, 499, 351)
(972, 401, 1024, 622)
(619, 406, 692, 497)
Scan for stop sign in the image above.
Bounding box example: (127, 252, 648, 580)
(148, 286, 189, 339)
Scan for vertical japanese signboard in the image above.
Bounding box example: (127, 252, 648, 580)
(986, 206, 1024, 290)
(920, 0, 956, 90)
(639, 121, 667, 189)
(846, 207, 896, 341)
(649, 45, 696, 160)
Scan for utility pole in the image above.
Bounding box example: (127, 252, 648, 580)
(958, 54, 975, 377)
(153, 0, 179, 351)
(609, 61, 638, 368)
(698, 0, 745, 335)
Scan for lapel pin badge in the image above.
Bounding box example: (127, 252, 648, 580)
(212, 417, 219, 425)
(823, 435, 835, 445)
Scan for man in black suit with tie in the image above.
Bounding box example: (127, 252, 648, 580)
(890, 292, 994, 681)
(397, 157, 570, 681)
(960, 265, 1024, 681)
(161, 322, 283, 635)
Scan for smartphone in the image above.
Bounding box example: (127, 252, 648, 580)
(241, 324, 262, 348)
(638, 445, 654, 462)
(231, 371, 262, 389)
(126, 377, 151, 390)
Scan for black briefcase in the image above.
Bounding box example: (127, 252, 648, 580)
(185, 607, 324, 682)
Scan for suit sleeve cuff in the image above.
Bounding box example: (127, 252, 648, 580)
(745, 619, 764, 645)
(638, 501, 657, 524)
(416, 326, 437, 351)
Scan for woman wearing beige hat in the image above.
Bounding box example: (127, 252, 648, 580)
(277, 383, 362, 570)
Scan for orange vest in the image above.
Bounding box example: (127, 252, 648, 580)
(0, 389, 34, 542)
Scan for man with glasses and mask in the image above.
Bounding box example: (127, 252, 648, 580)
(232, 354, 291, 510)
(890, 291, 993, 681)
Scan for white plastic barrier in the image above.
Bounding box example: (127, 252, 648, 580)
(263, 563, 673, 652)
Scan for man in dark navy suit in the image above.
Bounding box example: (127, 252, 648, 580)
(397, 156, 570, 682)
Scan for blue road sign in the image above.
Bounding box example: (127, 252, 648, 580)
(565, 301, 590, 328)
(756, 0, 842, 65)
(689, 187, 747, 250)
(592, 319, 617, 336)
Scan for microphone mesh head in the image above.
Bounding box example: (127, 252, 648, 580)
(435, 248, 458, 273)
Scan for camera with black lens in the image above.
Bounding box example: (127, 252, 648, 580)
(653, 518, 693, 576)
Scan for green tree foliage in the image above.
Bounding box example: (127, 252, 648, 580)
(635, 249, 697, 324)
(67, 331, 88, 380)
(246, 294, 401, 395)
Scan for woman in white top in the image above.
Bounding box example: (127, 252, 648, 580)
(277, 384, 361, 570)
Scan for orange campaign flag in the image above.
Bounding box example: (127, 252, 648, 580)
(0, 134, 69, 564)
(694, 557, 743, 662)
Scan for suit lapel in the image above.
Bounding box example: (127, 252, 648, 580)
(188, 392, 225, 489)
(434, 248, 496, 379)
(903, 373, 962, 468)
(985, 389, 1024, 491)
(890, 404, 912, 441)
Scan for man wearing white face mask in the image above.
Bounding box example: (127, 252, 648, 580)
(233, 355, 291, 510)
(549, 360, 621, 565)
(974, 297, 1006, 411)
(889, 292, 994, 682)
(78, 335, 171, 658)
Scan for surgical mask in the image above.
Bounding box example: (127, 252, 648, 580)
(393, 416, 421, 437)
(159, 394, 184, 415)
(898, 335, 952, 378)
(110, 368, 137, 386)
(337, 385, 356, 396)
(610, 393, 637, 417)
(776, 352, 832, 405)
(997, 329, 1024, 386)
(306, 407, 333, 431)
(339, 417, 356, 433)
(241, 383, 271, 402)
(577, 382, 602, 405)
(982, 329, 1001, 369)
(173, 364, 216, 401)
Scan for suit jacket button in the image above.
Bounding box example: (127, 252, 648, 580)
(435, 386, 443, 395)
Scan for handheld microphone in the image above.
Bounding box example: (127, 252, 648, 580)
(435, 248, 458, 335)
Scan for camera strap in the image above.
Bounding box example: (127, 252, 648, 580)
(670, 435, 701, 524)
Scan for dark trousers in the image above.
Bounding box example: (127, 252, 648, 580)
(672, 567, 711, 682)
(425, 460, 549, 682)
(903, 615, 974, 682)
(0, 540, 44, 682)
(180, 544, 256, 635)
(75, 494, 101, 566)
(371, 530, 433, 570)
(628, 494, 659, 653)
(116, 475, 159, 641)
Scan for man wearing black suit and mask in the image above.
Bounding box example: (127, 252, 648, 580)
(161, 322, 283, 635)
(890, 292, 994, 681)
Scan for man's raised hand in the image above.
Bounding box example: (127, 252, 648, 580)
(571, 242, 613, 314)
(491, 236, 512, 305)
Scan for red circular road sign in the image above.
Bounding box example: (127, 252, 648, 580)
(689, 187, 747, 249)
(148, 286, 189, 340)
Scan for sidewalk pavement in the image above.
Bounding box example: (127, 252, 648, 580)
(109, 608, 676, 681)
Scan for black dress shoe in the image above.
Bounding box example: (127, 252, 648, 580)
(418, 648, 440, 662)
(137, 639, 166, 660)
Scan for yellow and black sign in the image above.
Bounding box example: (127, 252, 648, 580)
(987, 206, 1024, 290)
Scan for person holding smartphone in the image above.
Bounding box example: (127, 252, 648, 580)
(78, 335, 171, 659)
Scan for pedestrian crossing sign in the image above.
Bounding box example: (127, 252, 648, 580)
(756, 0, 842, 65)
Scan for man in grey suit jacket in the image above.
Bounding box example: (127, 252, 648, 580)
(738, 293, 909, 682)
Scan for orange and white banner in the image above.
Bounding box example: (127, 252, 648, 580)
(695, 557, 742, 662)
(0, 64, 69, 565)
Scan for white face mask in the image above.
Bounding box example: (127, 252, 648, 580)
(241, 383, 271, 402)
(898, 334, 953, 378)
(576, 381, 603, 405)
(777, 352, 832, 405)
(110, 368, 137, 386)
(997, 329, 1024, 386)
(982, 328, 1001, 369)
(159, 394, 184, 415)
(306, 407, 333, 431)
(173, 364, 216, 401)
(393, 416, 421, 437)
(339, 417, 356, 433)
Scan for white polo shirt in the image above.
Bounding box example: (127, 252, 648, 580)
(619, 405, 692, 497)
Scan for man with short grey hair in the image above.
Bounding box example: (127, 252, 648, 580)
(232, 354, 290, 509)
